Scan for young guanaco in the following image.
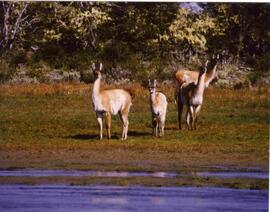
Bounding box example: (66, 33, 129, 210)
(148, 79, 168, 137)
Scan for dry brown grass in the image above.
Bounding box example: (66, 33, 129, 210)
(0, 83, 90, 96)
(1, 82, 267, 102)
(0, 82, 177, 103)
(0, 83, 270, 102)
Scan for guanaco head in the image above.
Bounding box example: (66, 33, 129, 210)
(209, 54, 220, 68)
(148, 79, 157, 95)
(92, 63, 103, 79)
(199, 60, 209, 74)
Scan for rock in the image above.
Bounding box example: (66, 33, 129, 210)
(44, 70, 64, 82)
(44, 70, 81, 83)
(254, 76, 270, 87)
(162, 80, 174, 85)
(233, 80, 252, 89)
(68, 71, 80, 82)
(112, 78, 131, 85)
(215, 79, 230, 88)
(218, 71, 228, 79)
(62, 71, 69, 80)
(8, 71, 39, 84)
(214, 64, 253, 89)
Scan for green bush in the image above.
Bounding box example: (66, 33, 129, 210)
(246, 53, 270, 73)
(10, 49, 28, 66)
(80, 69, 95, 84)
(0, 59, 16, 83)
(28, 61, 52, 81)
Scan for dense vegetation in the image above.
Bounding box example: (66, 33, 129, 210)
(0, 2, 269, 82)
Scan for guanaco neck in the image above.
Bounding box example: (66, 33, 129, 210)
(205, 63, 218, 85)
(195, 70, 206, 96)
(150, 88, 158, 107)
(93, 74, 101, 97)
(150, 90, 156, 104)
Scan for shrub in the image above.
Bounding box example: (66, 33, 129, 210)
(0, 59, 16, 83)
(80, 69, 95, 84)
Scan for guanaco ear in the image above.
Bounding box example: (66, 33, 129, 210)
(148, 79, 151, 87)
(99, 63, 103, 71)
(154, 80, 157, 87)
(204, 60, 209, 70)
(205, 60, 209, 67)
(216, 54, 222, 64)
(92, 63, 96, 71)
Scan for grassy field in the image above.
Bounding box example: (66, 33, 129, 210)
(0, 83, 268, 188)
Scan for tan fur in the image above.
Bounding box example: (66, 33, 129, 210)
(105, 112, 111, 139)
(175, 69, 199, 86)
(100, 92, 110, 111)
(174, 59, 218, 103)
(148, 80, 167, 137)
(175, 66, 216, 87)
(92, 63, 132, 140)
(101, 89, 132, 111)
(151, 92, 165, 108)
(177, 61, 208, 130)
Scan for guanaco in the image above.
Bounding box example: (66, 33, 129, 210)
(174, 54, 220, 104)
(148, 79, 168, 137)
(92, 63, 132, 140)
(178, 60, 209, 130)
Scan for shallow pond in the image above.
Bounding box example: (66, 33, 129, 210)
(0, 185, 268, 212)
(197, 171, 268, 179)
(0, 169, 268, 179)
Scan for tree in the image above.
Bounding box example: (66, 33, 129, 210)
(202, 3, 270, 68)
(94, 2, 179, 79)
(165, 7, 216, 63)
(0, 2, 33, 55)
(100, 3, 178, 60)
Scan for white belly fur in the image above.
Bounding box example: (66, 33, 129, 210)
(152, 106, 161, 116)
(152, 92, 167, 117)
(190, 94, 203, 106)
(92, 95, 106, 112)
(110, 94, 127, 115)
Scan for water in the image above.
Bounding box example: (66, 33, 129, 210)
(0, 170, 177, 178)
(0, 169, 268, 179)
(197, 171, 269, 179)
(0, 185, 268, 212)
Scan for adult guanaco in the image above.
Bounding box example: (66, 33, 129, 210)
(91, 63, 132, 140)
(174, 54, 220, 103)
(148, 79, 168, 137)
(178, 60, 209, 130)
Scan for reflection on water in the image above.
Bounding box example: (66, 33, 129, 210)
(197, 172, 269, 179)
(0, 170, 177, 178)
(91, 197, 128, 205)
(0, 185, 268, 212)
(0, 169, 268, 179)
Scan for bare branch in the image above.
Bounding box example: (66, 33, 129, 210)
(12, 2, 29, 41)
(89, 27, 96, 49)
(3, 3, 10, 46)
(0, 2, 30, 53)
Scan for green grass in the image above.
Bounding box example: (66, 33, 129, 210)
(0, 84, 268, 188)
